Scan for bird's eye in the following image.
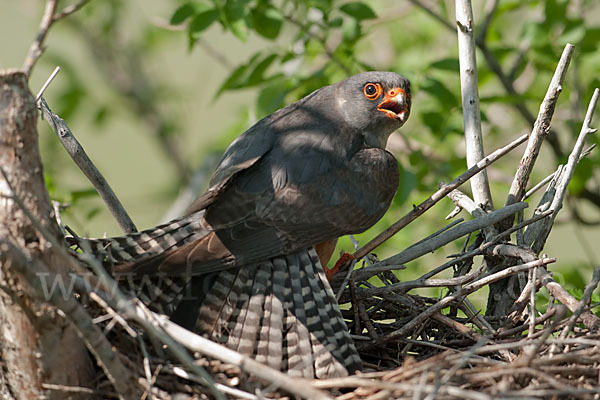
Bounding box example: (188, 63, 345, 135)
(363, 83, 382, 100)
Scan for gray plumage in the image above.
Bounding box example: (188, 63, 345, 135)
(71, 71, 411, 378)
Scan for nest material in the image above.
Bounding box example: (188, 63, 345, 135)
(80, 258, 600, 400)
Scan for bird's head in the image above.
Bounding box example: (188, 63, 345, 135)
(334, 71, 411, 149)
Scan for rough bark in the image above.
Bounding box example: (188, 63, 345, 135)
(0, 70, 94, 400)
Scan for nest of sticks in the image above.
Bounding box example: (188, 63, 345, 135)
(81, 240, 600, 400)
(63, 43, 600, 400)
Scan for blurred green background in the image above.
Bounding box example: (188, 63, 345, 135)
(2, 0, 600, 306)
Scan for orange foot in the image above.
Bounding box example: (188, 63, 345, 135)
(326, 252, 355, 281)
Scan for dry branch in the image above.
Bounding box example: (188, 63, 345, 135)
(38, 97, 137, 234)
(352, 133, 528, 262)
(380, 257, 555, 342)
(505, 44, 575, 207)
(0, 241, 140, 400)
(353, 202, 527, 281)
(456, 0, 493, 210)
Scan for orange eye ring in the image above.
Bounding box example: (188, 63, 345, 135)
(363, 82, 382, 100)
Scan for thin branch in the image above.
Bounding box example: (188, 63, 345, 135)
(352, 133, 528, 262)
(35, 66, 60, 101)
(66, 18, 192, 182)
(446, 189, 486, 218)
(539, 269, 600, 330)
(559, 266, 600, 339)
(22, 0, 91, 78)
(283, 15, 353, 76)
(456, 0, 493, 210)
(505, 44, 574, 207)
(350, 207, 552, 287)
(0, 241, 140, 400)
(38, 98, 137, 234)
(380, 257, 555, 342)
(22, 0, 58, 77)
(531, 87, 599, 253)
(52, 0, 91, 22)
(147, 306, 333, 400)
(375, 202, 527, 271)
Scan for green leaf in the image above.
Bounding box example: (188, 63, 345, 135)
(420, 110, 445, 135)
(229, 17, 249, 41)
(328, 16, 343, 27)
(188, 8, 219, 48)
(224, 0, 251, 41)
(429, 58, 459, 72)
(420, 77, 458, 107)
(339, 2, 377, 21)
(251, 6, 283, 39)
(215, 52, 262, 96)
(246, 54, 278, 86)
(257, 82, 289, 116)
(216, 64, 249, 97)
(171, 2, 205, 25)
(70, 188, 98, 203)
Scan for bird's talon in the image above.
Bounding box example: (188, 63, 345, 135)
(326, 252, 355, 281)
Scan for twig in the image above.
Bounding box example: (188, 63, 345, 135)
(170, 367, 258, 400)
(531, 88, 599, 253)
(51, 0, 91, 22)
(505, 44, 574, 207)
(38, 98, 137, 234)
(520, 306, 567, 367)
(41, 383, 114, 397)
(349, 209, 552, 289)
(22, 0, 58, 77)
(89, 291, 138, 338)
(523, 171, 557, 201)
(0, 241, 140, 400)
(539, 269, 600, 330)
(446, 189, 486, 218)
(335, 259, 357, 301)
(138, 336, 154, 400)
(353, 202, 527, 280)
(352, 133, 528, 262)
(407, 0, 454, 31)
(424, 337, 488, 400)
(380, 257, 555, 342)
(528, 266, 538, 338)
(431, 313, 483, 342)
(22, 0, 91, 77)
(456, 0, 493, 210)
(154, 311, 333, 400)
(559, 266, 600, 339)
(35, 66, 60, 101)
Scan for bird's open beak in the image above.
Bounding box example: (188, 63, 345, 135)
(377, 88, 410, 123)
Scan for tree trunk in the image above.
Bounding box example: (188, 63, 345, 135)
(0, 70, 94, 400)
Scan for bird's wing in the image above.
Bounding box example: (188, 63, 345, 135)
(109, 145, 398, 276)
(185, 125, 275, 215)
(186, 86, 326, 215)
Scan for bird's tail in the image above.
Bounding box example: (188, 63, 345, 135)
(67, 212, 209, 266)
(189, 247, 362, 378)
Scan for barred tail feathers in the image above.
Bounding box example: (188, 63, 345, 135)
(196, 247, 361, 378)
(68, 211, 209, 265)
